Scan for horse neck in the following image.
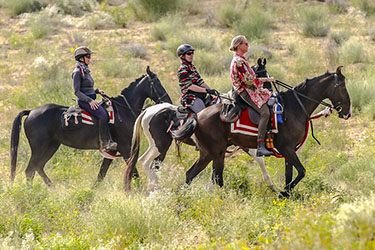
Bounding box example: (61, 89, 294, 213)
(292, 75, 332, 117)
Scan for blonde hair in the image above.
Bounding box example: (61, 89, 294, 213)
(229, 35, 246, 52)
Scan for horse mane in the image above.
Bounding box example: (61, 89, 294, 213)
(120, 75, 146, 96)
(281, 72, 331, 98)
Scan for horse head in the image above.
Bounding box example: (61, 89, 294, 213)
(252, 58, 268, 78)
(327, 66, 351, 120)
(144, 66, 172, 104)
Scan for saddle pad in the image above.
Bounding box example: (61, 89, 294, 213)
(82, 100, 115, 125)
(230, 108, 278, 136)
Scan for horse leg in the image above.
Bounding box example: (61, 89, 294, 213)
(139, 145, 161, 191)
(245, 148, 275, 191)
(285, 160, 293, 188)
(186, 150, 212, 185)
(280, 150, 306, 198)
(211, 152, 225, 187)
(95, 158, 113, 185)
(27, 142, 60, 186)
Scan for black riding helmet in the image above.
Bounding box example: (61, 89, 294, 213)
(177, 44, 195, 57)
(74, 46, 93, 61)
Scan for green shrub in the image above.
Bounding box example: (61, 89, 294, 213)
(351, 0, 375, 16)
(195, 50, 225, 76)
(216, 0, 243, 28)
(101, 2, 135, 28)
(150, 14, 185, 41)
(346, 71, 375, 111)
(0, 0, 47, 16)
(123, 44, 149, 59)
(327, 0, 349, 14)
(299, 6, 330, 37)
(339, 39, 367, 64)
(30, 12, 53, 39)
(56, 0, 96, 17)
(234, 5, 273, 41)
(368, 26, 375, 41)
(329, 30, 351, 46)
(136, 0, 178, 21)
(80, 11, 116, 30)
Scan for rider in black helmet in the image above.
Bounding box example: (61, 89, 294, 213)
(177, 44, 218, 113)
(72, 46, 117, 152)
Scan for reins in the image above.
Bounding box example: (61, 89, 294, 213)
(108, 74, 168, 122)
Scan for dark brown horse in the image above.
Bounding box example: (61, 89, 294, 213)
(182, 66, 351, 197)
(10, 67, 172, 186)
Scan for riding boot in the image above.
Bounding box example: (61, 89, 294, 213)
(98, 119, 117, 152)
(256, 107, 273, 157)
(221, 105, 241, 123)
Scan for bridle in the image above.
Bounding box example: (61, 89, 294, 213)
(111, 74, 168, 121)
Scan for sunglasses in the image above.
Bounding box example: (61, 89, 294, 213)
(85, 54, 91, 59)
(185, 51, 194, 56)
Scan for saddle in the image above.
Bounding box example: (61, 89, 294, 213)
(61, 105, 83, 130)
(166, 106, 193, 131)
(61, 99, 112, 130)
(220, 91, 284, 125)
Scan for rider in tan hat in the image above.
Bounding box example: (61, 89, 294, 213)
(72, 46, 117, 152)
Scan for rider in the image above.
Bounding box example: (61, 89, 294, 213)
(227, 35, 275, 157)
(177, 44, 217, 113)
(72, 46, 117, 152)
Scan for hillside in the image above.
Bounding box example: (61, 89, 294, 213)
(1, 0, 375, 249)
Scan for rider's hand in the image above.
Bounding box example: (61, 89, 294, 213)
(206, 89, 218, 95)
(89, 100, 99, 110)
(268, 77, 275, 82)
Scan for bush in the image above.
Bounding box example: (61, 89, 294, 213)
(150, 14, 185, 41)
(194, 50, 225, 76)
(329, 30, 351, 46)
(216, 0, 243, 28)
(79, 11, 116, 30)
(327, 0, 349, 14)
(0, 0, 47, 16)
(339, 39, 367, 64)
(234, 5, 273, 42)
(101, 2, 136, 28)
(298, 6, 330, 37)
(30, 12, 53, 39)
(136, 0, 178, 21)
(56, 0, 96, 17)
(351, 0, 375, 16)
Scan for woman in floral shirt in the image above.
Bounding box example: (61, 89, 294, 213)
(228, 35, 275, 157)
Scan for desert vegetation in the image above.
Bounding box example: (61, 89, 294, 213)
(0, 0, 375, 248)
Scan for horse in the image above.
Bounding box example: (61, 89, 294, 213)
(124, 59, 274, 191)
(176, 66, 351, 198)
(10, 66, 172, 186)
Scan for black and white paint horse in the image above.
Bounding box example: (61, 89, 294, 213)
(124, 59, 274, 191)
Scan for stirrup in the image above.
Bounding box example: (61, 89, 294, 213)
(103, 141, 117, 152)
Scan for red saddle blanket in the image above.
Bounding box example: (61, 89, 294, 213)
(81, 100, 115, 125)
(230, 108, 278, 136)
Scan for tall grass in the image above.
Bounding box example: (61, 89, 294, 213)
(339, 39, 367, 64)
(351, 0, 375, 16)
(136, 0, 178, 21)
(0, 0, 47, 16)
(298, 6, 330, 37)
(215, 0, 243, 27)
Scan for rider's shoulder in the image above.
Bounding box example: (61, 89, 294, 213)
(234, 55, 245, 66)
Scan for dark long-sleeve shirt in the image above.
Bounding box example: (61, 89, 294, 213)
(72, 63, 96, 103)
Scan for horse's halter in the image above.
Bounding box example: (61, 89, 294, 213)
(147, 74, 168, 104)
(330, 73, 350, 114)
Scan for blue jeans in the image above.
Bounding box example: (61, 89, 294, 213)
(77, 94, 109, 121)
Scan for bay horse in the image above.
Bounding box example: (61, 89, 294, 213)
(180, 66, 351, 197)
(10, 66, 172, 186)
(124, 59, 274, 191)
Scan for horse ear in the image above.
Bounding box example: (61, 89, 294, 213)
(257, 58, 262, 66)
(146, 66, 154, 77)
(263, 58, 267, 65)
(336, 66, 343, 75)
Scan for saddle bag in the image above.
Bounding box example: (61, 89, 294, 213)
(61, 106, 83, 130)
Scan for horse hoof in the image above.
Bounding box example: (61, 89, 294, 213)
(279, 191, 290, 199)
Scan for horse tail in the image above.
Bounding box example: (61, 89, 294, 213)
(170, 115, 197, 141)
(10, 110, 30, 182)
(124, 109, 146, 191)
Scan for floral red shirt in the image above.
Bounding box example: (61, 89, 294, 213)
(230, 53, 271, 108)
